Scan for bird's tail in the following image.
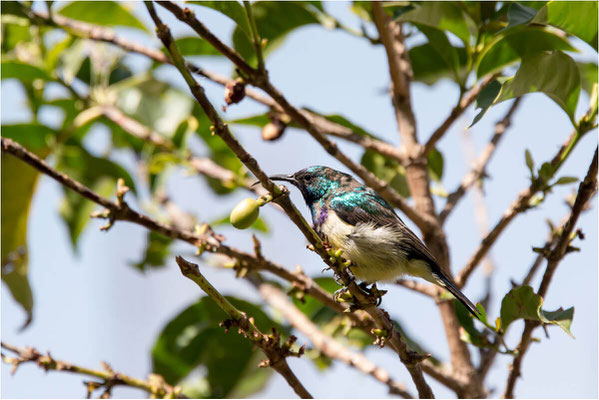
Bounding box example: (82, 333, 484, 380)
(434, 273, 481, 320)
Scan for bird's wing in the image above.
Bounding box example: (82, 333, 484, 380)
(329, 188, 399, 227)
(330, 187, 439, 265)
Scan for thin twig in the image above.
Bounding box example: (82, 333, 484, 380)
(156, 0, 435, 234)
(423, 74, 500, 156)
(242, 1, 265, 72)
(372, 2, 478, 396)
(99, 105, 173, 150)
(440, 97, 522, 224)
(1, 135, 464, 394)
(503, 148, 597, 398)
(456, 118, 595, 289)
(22, 6, 406, 164)
(248, 276, 414, 398)
(174, 256, 313, 399)
(146, 5, 436, 396)
(395, 279, 437, 297)
(1, 343, 184, 398)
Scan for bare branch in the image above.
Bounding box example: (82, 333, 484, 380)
(21, 6, 406, 164)
(99, 105, 174, 150)
(440, 97, 522, 224)
(372, 3, 482, 394)
(249, 277, 414, 398)
(147, 6, 437, 397)
(1, 343, 184, 398)
(156, 0, 434, 233)
(371, 2, 417, 153)
(175, 256, 313, 399)
(2, 135, 464, 395)
(423, 74, 500, 156)
(395, 279, 437, 297)
(503, 148, 597, 398)
(455, 120, 593, 289)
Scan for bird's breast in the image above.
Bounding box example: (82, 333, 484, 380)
(319, 209, 354, 249)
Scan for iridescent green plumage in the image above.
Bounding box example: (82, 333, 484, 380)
(269, 165, 480, 319)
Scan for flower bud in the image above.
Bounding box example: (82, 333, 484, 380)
(224, 79, 246, 105)
(261, 121, 286, 141)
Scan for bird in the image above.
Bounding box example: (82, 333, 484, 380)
(269, 165, 481, 319)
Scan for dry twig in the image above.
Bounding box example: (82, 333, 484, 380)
(1, 343, 183, 399)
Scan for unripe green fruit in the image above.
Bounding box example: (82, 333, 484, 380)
(230, 198, 259, 229)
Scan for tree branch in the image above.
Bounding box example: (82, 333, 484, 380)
(21, 5, 406, 164)
(455, 121, 594, 289)
(2, 135, 462, 396)
(440, 97, 522, 224)
(148, 6, 437, 397)
(371, 3, 482, 395)
(155, 0, 434, 233)
(1, 343, 184, 398)
(503, 147, 597, 398)
(174, 256, 313, 399)
(248, 276, 414, 398)
(423, 74, 499, 156)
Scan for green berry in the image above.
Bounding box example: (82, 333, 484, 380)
(230, 198, 259, 229)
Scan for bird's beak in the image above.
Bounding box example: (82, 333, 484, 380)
(251, 174, 298, 188)
(268, 174, 298, 185)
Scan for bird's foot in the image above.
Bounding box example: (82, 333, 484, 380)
(333, 286, 354, 304)
(358, 282, 387, 306)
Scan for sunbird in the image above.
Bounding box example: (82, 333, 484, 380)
(270, 165, 480, 319)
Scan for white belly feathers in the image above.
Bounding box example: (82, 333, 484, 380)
(320, 211, 432, 283)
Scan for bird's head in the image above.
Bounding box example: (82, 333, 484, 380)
(269, 165, 353, 205)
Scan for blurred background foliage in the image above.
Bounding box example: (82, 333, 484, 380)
(1, 1, 597, 397)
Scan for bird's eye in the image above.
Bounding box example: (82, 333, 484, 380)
(303, 174, 313, 183)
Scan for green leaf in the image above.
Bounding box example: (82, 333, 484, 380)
(232, 2, 319, 67)
(473, 51, 581, 125)
(361, 149, 410, 198)
(1, 17, 32, 51)
(416, 25, 461, 83)
(476, 27, 577, 78)
(170, 36, 223, 57)
(525, 149, 534, 177)
(1, 61, 53, 83)
(57, 1, 148, 32)
(553, 176, 578, 186)
(57, 145, 137, 248)
(1, 124, 55, 149)
(532, 1, 598, 51)
(1, 125, 55, 327)
(427, 148, 444, 182)
(303, 109, 380, 138)
(114, 75, 193, 138)
(578, 62, 598, 95)
(130, 231, 173, 272)
(152, 296, 284, 397)
(0, 1, 29, 18)
(409, 42, 468, 85)
(230, 113, 271, 128)
(505, 3, 538, 29)
(292, 277, 338, 324)
(396, 2, 472, 45)
(455, 300, 487, 347)
(189, 1, 252, 38)
(500, 286, 574, 337)
(470, 79, 502, 126)
(537, 162, 555, 183)
(540, 307, 574, 337)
